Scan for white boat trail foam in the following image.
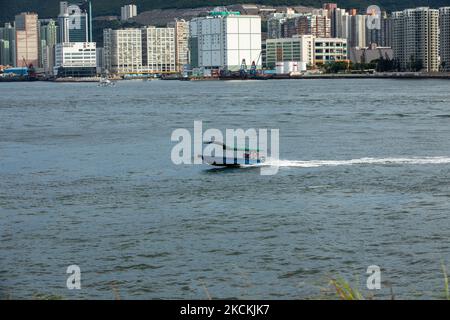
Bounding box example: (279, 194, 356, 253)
(263, 157, 450, 168)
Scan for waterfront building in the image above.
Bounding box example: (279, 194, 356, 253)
(103, 28, 143, 75)
(58, 1, 93, 43)
(15, 12, 39, 67)
(440, 7, 450, 71)
(189, 12, 261, 71)
(168, 19, 190, 72)
(314, 37, 348, 65)
(392, 7, 439, 72)
(265, 35, 347, 68)
(103, 26, 177, 75)
(54, 42, 97, 77)
(121, 4, 138, 21)
(0, 23, 16, 66)
(142, 26, 176, 73)
(265, 35, 314, 68)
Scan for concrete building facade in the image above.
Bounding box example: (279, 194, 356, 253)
(314, 37, 348, 64)
(103, 28, 143, 74)
(0, 23, 16, 66)
(392, 7, 439, 72)
(168, 19, 190, 72)
(440, 7, 450, 71)
(265, 35, 314, 68)
(265, 35, 347, 67)
(54, 41, 97, 76)
(142, 26, 176, 73)
(15, 12, 39, 67)
(190, 13, 261, 71)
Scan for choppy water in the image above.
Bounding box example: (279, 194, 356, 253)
(0, 79, 449, 299)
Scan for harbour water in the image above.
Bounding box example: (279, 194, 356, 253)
(0, 79, 449, 299)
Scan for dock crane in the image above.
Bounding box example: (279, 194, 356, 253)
(22, 56, 37, 79)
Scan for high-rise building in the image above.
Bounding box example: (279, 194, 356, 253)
(121, 4, 138, 21)
(168, 19, 190, 72)
(283, 14, 331, 38)
(266, 11, 302, 39)
(332, 8, 350, 38)
(349, 14, 366, 48)
(40, 20, 58, 72)
(189, 12, 261, 71)
(142, 26, 176, 73)
(58, 1, 92, 43)
(392, 7, 439, 72)
(440, 7, 450, 71)
(103, 26, 177, 75)
(0, 23, 16, 66)
(15, 12, 39, 67)
(103, 28, 143, 74)
(54, 42, 97, 77)
(0, 40, 11, 66)
(380, 14, 393, 47)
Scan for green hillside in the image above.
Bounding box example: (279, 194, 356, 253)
(1, 0, 449, 23)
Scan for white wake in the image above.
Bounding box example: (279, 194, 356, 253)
(263, 157, 450, 168)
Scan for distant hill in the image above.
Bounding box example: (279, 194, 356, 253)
(1, 0, 449, 23)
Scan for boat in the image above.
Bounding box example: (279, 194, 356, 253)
(202, 141, 265, 167)
(98, 76, 116, 87)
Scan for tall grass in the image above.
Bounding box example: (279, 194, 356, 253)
(329, 278, 365, 300)
(442, 263, 449, 300)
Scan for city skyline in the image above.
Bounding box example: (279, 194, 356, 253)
(1, 2, 450, 77)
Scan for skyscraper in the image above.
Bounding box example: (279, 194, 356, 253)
(58, 1, 92, 43)
(40, 20, 58, 72)
(0, 23, 16, 66)
(15, 12, 39, 67)
(439, 7, 450, 71)
(392, 7, 439, 72)
(168, 19, 190, 72)
(348, 14, 366, 48)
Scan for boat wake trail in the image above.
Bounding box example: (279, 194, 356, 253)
(263, 157, 450, 168)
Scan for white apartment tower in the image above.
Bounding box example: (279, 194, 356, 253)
(440, 7, 450, 71)
(168, 19, 190, 72)
(103, 28, 142, 74)
(392, 7, 439, 72)
(190, 13, 261, 71)
(142, 26, 176, 73)
(121, 4, 138, 21)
